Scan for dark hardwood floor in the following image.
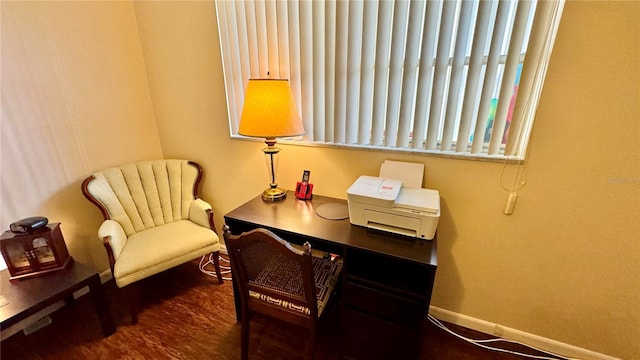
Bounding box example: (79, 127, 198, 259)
(1, 258, 563, 360)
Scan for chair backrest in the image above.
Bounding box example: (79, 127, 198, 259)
(81, 159, 202, 237)
(224, 227, 318, 320)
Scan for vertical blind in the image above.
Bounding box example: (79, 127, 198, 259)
(216, 0, 564, 160)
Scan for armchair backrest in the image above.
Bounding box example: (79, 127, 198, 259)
(82, 159, 203, 237)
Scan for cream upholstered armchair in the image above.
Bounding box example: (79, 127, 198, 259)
(81, 159, 223, 323)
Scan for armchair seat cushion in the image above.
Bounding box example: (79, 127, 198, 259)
(114, 220, 220, 287)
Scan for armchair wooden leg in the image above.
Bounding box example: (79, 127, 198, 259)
(212, 251, 224, 284)
(125, 284, 140, 324)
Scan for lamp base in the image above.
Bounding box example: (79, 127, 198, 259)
(262, 187, 287, 202)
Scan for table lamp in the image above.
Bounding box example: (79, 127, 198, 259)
(239, 79, 305, 201)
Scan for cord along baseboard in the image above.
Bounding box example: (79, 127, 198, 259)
(428, 306, 620, 360)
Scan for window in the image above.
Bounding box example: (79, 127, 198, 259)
(216, 0, 564, 161)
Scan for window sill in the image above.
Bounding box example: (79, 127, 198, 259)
(230, 135, 524, 164)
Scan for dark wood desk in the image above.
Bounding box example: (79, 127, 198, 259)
(0, 260, 115, 340)
(224, 191, 437, 360)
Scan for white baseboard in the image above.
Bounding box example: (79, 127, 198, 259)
(428, 306, 620, 360)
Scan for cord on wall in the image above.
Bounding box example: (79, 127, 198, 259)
(500, 158, 527, 215)
(427, 314, 576, 360)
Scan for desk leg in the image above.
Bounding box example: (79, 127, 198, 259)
(88, 274, 116, 336)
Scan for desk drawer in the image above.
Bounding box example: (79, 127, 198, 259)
(341, 307, 421, 360)
(343, 281, 425, 329)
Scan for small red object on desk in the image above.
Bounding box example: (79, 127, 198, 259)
(295, 170, 313, 200)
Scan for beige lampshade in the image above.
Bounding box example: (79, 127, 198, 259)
(239, 79, 304, 138)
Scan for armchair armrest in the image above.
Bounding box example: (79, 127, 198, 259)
(98, 219, 127, 261)
(189, 198, 213, 229)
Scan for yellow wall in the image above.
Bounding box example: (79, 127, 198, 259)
(2, 1, 638, 359)
(1, 1, 163, 269)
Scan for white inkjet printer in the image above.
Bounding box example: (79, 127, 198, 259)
(346, 161, 440, 240)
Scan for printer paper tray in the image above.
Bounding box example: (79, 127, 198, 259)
(364, 209, 421, 237)
(367, 222, 417, 237)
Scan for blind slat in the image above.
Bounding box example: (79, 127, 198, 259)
(222, 2, 244, 134)
(234, 2, 251, 87)
(397, 1, 426, 148)
(384, 0, 410, 147)
(216, 2, 239, 134)
(243, 1, 260, 78)
(346, 1, 365, 144)
(254, 1, 269, 77)
(298, 1, 313, 140)
(312, 1, 325, 141)
(412, 0, 441, 149)
(425, 0, 457, 150)
(333, 1, 349, 144)
(357, 0, 378, 145)
(456, 0, 493, 152)
(324, 1, 336, 142)
(276, 1, 289, 79)
(287, 0, 302, 133)
(441, 0, 474, 151)
(370, 1, 394, 146)
(265, 0, 279, 78)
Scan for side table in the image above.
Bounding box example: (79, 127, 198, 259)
(0, 260, 115, 340)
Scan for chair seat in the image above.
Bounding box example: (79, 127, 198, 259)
(114, 220, 219, 287)
(249, 256, 342, 316)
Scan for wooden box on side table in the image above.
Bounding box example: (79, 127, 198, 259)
(0, 223, 73, 280)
